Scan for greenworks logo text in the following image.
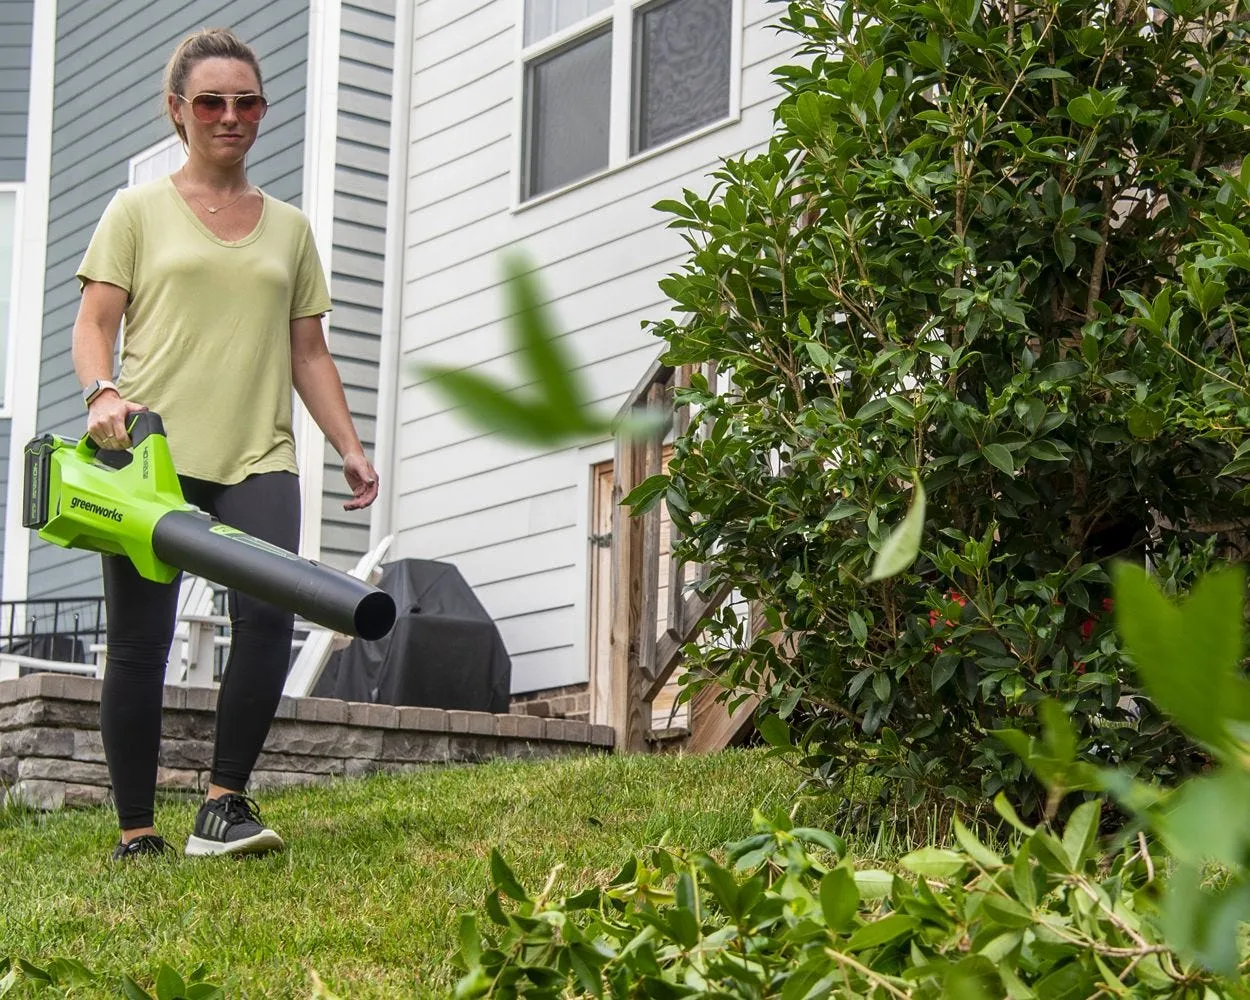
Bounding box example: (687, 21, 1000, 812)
(70, 496, 123, 523)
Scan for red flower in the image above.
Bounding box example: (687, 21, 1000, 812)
(1074, 661, 1086, 675)
(1080, 617, 1096, 642)
(1102, 597, 1115, 614)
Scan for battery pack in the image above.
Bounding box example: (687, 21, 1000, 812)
(22, 435, 57, 530)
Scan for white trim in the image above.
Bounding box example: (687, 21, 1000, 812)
(0, 183, 24, 419)
(571, 437, 616, 690)
(294, 0, 343, 559)
(2, 0, 57, 604)
(369, 0, 415, 550)
(513, 0, 744, 208)
(128, 133, 187, 187)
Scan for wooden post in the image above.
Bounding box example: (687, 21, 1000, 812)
(667, 365, 691, 639)
(608, 428, 649, 753)
(638, 383, 664, 684)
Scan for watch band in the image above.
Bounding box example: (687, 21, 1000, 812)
(83, 379, 118, 408)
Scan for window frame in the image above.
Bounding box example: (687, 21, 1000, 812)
(0, 182, 24, 417)
(512, 0, 744, 210)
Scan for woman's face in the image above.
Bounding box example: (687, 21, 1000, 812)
(169, 57, 264, 167)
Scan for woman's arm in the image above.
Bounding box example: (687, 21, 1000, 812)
(290, 314, 379, 511)
(72, 280, 146, 447)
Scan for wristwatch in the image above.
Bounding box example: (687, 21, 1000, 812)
(82, 379, 118, 408)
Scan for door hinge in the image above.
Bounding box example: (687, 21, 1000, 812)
(589, 532, 612, 549)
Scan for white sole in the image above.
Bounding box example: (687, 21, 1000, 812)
(185, 829, 285, 857)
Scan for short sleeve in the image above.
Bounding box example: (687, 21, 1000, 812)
(291, 220, 333, 320)
(76, 190, 136, 294)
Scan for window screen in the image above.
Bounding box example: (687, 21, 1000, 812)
(524, 28, 613, 199)
(633, 0, 732, 154)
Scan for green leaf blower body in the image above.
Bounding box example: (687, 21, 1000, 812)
(22, 412, 395, 641)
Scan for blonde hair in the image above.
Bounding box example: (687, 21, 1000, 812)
(163, 28, 264, 143)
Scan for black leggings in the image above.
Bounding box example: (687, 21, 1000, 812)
(99, 471, 300, 829)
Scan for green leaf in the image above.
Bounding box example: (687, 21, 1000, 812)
(848, 610, 869, 643)
(869, 480, 926, 581)
(1126, 405, 1164, 440)
(1067, 94, 1097, 126)
(792, 827, 847, 857)
(820, 867, 859, 931)
(1012, 848, 1037, 909)
(490, 849, 529, 902)
(620, 474, 669, 515)
(900, 847, 967, 879)
(185, 986, 223, 1000)
(459, 915, 482, 967)
(1060, 800, 1101, 869)
(953, 817, 1004, 869)
(1154, 770, 1250, 868)
(17, 961, 51, 985)
(569, 944, 604, 997)
(929, 660, 961, 699)
(1026, 440, 1069, 462)
(1026, 66, 1072, 80)
(853, 869, 895, 898)
(757, 714, 792, 749)
(993, 793, 1035, 835)
(502, 252, 585, 418)
(982, 895, 1034, 928)
(155, 964, 185, 1000)
(413, 367, 570, 447)
(1054, 232, 1076, 269)
(982, 444, 1015, 475)
(804, 341, 833, 369)
(122, 977, 154, 1000)
(1113, 564, 1246, 755)
(846, 913, 918, 952)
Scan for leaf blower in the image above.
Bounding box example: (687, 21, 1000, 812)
(21, 411, 396, 641)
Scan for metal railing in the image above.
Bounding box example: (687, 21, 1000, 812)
(0, 597, 106, 666)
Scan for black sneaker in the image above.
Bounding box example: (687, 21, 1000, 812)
(111, 834, 173, 861)
(185, 793, 284, 857)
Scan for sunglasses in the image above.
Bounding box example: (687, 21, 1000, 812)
(178, 92, 269, 124)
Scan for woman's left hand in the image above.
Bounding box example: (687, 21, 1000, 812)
(342, 451, 379, 511)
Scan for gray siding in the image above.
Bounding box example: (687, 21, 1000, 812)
(0, 0, 32, 182)
(321, 0, 393, 570)
(30, 0, 310, 598)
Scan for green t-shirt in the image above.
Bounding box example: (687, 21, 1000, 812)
(76, 176, 332, 484)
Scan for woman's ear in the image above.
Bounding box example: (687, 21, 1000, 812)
(167, 92, 183, 129)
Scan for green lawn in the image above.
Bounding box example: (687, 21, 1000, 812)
(1, 749, 844, 998)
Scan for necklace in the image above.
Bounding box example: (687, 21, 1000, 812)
(176, 169, 253, 214)
(193, 185, 252, 214)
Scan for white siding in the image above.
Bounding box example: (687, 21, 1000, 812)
(395, 0, 793, 692)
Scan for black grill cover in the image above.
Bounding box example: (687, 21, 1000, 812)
(311, 559, 511, 712)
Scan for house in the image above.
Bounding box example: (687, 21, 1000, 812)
(0, 0, 793, 705)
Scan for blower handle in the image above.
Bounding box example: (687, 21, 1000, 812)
(75, 410, 162, 464)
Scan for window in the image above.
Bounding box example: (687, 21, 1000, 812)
(129, 134, 187, 187)
(0, 187, 17, 410)
(519, 0, 737, 202)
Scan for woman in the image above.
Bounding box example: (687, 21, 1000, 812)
(72, 28, 378, 860)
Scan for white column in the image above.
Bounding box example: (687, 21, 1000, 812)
(295, 0, 343, 559)
(2, 0, 58, 603)
(369, 0, 415, 550)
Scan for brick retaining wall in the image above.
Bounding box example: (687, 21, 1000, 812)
(0, 673, 615, 811)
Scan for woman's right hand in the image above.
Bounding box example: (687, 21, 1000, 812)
(87, 391, 147, 450)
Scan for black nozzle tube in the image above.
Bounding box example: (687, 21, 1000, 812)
(151, 510, 396, 640)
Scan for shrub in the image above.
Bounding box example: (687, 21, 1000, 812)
(638, 0, 1250, 821)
